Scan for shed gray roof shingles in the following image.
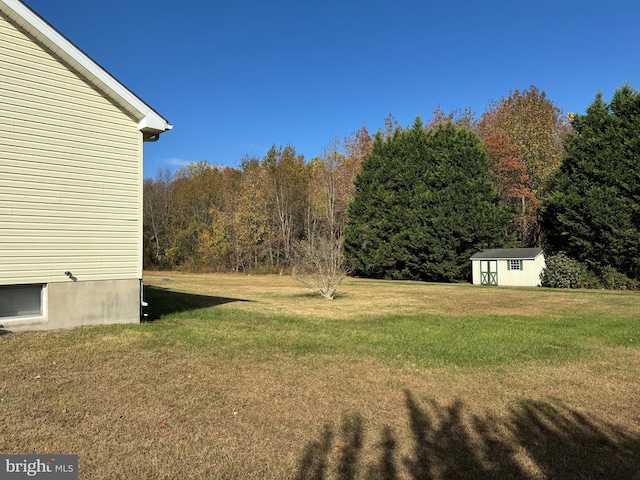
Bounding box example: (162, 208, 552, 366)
(470, 248, 544, 260)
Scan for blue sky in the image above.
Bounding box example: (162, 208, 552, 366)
(22, 0, 640, 178)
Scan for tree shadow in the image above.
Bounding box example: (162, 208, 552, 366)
(295, 390, 640, 479)
(508, 400, 640, 480)
(295, 414, 365, 480)
(143, 285, 251, 321)
(295, 424, 334, 480)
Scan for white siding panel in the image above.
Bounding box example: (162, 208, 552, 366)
(0, 219, 137, 232)
(2, 171, 138, 196)
(5, 204, 138, 221)
(0, 189, 137, 209)
(1, 155, 138, 180)
(0, 13, 143, 284)
(0, 103, 134, 135)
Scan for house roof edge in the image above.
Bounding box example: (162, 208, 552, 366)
(0, 0, 172, 137)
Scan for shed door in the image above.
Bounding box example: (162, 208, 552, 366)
(480, 260, 498, 286)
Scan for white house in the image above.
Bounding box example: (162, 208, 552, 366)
(470, 248, 546, 287)
(0, 0, 171, 330)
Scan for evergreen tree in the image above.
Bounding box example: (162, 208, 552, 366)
(344, 118, 512, 282)
(542, 85, 640, 280)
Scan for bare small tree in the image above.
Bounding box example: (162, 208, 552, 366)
(295, 139, 349, 299)
(294, 236, 345, 299)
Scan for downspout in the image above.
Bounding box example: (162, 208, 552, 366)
(140, 279, 149, 320)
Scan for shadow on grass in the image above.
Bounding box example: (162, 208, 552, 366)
(295, 391, 640, 480)
(143, 285, 251, 321)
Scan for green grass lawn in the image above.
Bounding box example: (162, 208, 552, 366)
(142, 277, 639, 368)
(140, 305, 637, 368)
(1, 273, 639, 479)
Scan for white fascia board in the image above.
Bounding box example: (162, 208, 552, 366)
(0, 0, 172, 136)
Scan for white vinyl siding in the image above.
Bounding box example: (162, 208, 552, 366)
(0, 13, 142, 285)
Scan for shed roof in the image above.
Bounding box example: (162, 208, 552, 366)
(0, 0, 172, 140)
(470, 248, 544, 260)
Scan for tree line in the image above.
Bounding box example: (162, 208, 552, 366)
(144, 84, 640, 289)
(143, 128, 371, 275)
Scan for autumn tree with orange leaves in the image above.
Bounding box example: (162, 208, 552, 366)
(478, 86, 571, 246)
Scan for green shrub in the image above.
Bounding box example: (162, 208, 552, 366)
(541, 254, 639, 290)
(540, 253, 587, 288)
(599, 265, 639, 290)
(580, 269, 603, 290)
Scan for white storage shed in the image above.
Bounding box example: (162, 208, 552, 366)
(470, 248, 546, 287)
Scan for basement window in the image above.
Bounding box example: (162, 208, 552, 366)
(0, 284, 46, 320)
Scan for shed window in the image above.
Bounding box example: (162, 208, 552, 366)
(508, 260, 523, 271)
(0, 285, 46, 319)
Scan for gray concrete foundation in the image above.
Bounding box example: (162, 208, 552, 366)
(1, 279, 141, 332)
